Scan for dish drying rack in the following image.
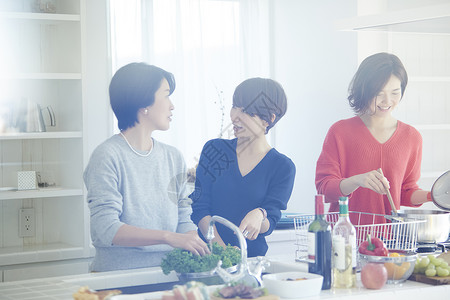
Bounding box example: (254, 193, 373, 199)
(294, 211, 425, 263)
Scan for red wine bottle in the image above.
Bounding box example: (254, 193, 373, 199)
(307, 194, 331, 290)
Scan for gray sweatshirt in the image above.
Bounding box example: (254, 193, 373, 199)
(83, 134, 197, 271)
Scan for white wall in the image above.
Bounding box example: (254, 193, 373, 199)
(271, 0, 358, 214)
(83, 0, 359, 215)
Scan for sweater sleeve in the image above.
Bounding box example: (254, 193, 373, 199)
(84, 147, 124, 247)
(190, 140, 214, 225)
(315, 124, 347, 203)
(400, 128, 423, 207)
(260, 157, 296, 237)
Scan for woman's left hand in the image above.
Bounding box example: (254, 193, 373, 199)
(239, 209, 264, 240)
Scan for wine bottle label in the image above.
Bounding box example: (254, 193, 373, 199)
(350, 234, 357, 268)
(332, 235, 345, 270)
(307, 232, 316, 261)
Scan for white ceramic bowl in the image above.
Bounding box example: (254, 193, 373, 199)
(262, 271, 323, 299)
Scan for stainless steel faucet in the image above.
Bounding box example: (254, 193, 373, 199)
(207, 215, 269, 286)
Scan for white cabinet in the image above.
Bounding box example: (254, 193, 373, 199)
(2, 258, 90, 282)
(0, 0, 91, 280)
(337, 1, 450, 192)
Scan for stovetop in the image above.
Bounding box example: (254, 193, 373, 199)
(416, 235, 450, 254)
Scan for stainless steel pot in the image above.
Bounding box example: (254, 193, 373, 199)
(397, 209, 450, 243)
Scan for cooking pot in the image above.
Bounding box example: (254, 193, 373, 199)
(396, 171, 450, 244)
(397, 209, 450, 243)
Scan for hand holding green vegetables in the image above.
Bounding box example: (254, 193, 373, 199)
(161, 242, 241, 275)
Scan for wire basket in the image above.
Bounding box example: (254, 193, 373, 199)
(294, 211, 425, 263)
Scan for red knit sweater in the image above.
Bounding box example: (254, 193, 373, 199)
(315, 116, 422, 223)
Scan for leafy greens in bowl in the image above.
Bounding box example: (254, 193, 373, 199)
(161, 242, 241, 275)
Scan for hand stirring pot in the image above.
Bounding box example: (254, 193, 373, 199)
(377, 168, 405, 223)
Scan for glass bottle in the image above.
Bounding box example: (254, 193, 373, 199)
(332, 197, 356, 288)
(307, 194, 332, 290)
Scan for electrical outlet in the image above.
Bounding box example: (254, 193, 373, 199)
(19, 208, 35, 237)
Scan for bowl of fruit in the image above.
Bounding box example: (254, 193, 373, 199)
(360, 250, 417, 284)
(358, 235, 417, 285)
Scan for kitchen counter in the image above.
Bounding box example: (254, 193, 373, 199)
(0, 254, 449, 300)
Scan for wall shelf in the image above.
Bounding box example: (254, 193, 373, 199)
(0, 132, 83, 140)
(421, 171, 447, 179)
(0, 12, 80, 22)
(0, 73, 82, 80)
(0, 188, 83, 200)
(0, 131, 82, 140)
(336, 3, 450, 34)
(414, 124, 450, 130)
(409, 76, 450, 82)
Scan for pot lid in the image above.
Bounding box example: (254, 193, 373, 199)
(431, 170, 450, 211)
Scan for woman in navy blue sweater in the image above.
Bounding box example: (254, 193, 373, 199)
(190, 78, 296, 257)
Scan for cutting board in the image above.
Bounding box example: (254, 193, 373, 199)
(409, 274, 450, 285)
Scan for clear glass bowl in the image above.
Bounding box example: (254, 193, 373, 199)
(360, 250, 417, 284)
(177, 265, 238, 285)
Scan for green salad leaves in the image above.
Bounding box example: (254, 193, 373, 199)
(161, 242, 241, 275)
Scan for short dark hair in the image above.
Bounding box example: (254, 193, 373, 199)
(109, 63, 176, 131)
(232, 78, 287, 134)
(348, 52, 408, 114)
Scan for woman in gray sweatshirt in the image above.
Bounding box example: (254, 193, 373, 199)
(84, 63, 210, 272)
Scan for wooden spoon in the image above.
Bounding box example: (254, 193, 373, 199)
(377, 168, 398, 215)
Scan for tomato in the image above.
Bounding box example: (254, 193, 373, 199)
(361, 263, 388, 289)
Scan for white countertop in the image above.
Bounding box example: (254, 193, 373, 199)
(0, 255, 449, 300)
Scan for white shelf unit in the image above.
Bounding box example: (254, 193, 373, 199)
(337, 0, 450, 190)
(0, 132, 82, 139)
(0, 11, 80, 21)
(0, 73, 82, 80)
(0, 0, 90, 279)
(0, 188, 83, 201)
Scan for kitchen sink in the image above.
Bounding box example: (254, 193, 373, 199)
(63, 258, 307, 295)
(98, 281, 180, 294)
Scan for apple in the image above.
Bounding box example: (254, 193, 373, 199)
(361, 262, 388, 289)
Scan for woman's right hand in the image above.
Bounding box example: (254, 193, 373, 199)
(166, 231, 210, 256)
(340, 170, 390, 195)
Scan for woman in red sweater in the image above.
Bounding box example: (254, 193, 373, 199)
(315, 53, 431, 223)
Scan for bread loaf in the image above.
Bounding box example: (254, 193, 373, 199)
(73, 286, 122, 300)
